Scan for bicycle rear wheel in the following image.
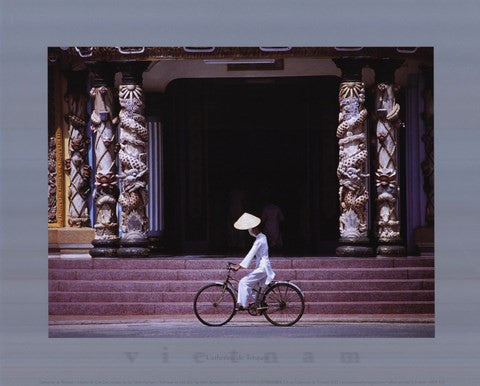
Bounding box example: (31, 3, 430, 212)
(193, 283, 236, 326)
(263, 282, 305, 326)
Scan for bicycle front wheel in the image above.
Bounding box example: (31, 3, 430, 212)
(263, 282, 305, 326)
(193, 283, 236, 326)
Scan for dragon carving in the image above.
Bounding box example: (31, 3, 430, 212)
(374, 82, 402, 241)
(337, 82, 369, 238)
(64, 91, 90, 227)
(117, 84, 149, 240)
(90, 85, 119, 240)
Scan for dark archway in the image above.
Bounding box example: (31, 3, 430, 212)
(162, 76, 340, 255)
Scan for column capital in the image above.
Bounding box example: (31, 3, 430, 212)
(86, 62, 116, 88)
(333, 57, 369, 82)
(370, 59, 404, 84)
(118, 61, 150, 85)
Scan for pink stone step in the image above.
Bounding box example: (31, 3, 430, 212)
(305, 302, 434, 314)
(49, 290, 434, 303)
(175, 279, 434, 292)
(165, 290, 434, 303)
(392, 258, 434, 267)
(292, 258, 434, 269)
(49, 279, 434, 292)
(297, 279, 434, 291)
(407, 269, 435, 279)
(48, 257, 435, 316)
(49, 292, 164, 303)
(49, 269, 178, 281)
(48, 257, 434, 270)
(49, 267, 433, 281)
(49, 259, 94, 269)
(93, 259, 186, 270)
(294, 268, 433, 280)
(306, 291, 434, 302)
(49, 303, 159, 315)
(48, 301, 434, 315)
(186, 259, 293, 269)
(51, 280, 171, 292)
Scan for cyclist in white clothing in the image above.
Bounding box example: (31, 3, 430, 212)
(232, 212, 276, 310)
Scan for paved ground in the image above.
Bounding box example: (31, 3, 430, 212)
(49, 315, 435, 338)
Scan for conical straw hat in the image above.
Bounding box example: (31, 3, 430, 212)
(234, 212, 261, 230)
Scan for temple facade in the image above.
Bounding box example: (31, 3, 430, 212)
(47, 47, 434, 258)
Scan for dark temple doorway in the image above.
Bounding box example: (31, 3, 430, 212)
(162, 76, 340, 255)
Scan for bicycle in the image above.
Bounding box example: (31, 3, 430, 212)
(193, 262, 305, 327)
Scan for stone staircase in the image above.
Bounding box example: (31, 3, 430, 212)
(48, 257, 434, 316)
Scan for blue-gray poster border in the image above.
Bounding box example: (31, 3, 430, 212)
(1, 0, 479, 385)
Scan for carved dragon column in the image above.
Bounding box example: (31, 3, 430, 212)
(88, 64, 120, 257)
(333, 58, 374, 257)
(371, 60, 406, 256)
(117, 62, 150, 257)
(64, 71, 91, 227)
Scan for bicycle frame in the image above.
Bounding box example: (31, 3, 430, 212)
(222, 263, 304, 313)
(193, 262, 305, 326)
(219, 263, 266, 310)
(215, 266, 239, 294)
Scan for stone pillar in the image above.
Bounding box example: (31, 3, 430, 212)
(88, 64, 120, 257)
(333, 58, 374, 257)
(414, 65, 434, 254)
(64, 71, 91, 227)
(371, 59, 406, 256)
(117, 62, 150, 257)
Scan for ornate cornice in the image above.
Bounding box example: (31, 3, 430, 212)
(49, 47, 433, 69)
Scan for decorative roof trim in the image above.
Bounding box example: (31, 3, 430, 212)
(49, 47, 432, 68)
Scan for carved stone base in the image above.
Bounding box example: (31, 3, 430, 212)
(49, 227, 95, 254)
(377, 243, 406, 257)
(336, 237, 375, 257)
(89, 238, 119, 258)
(118, 239, 150, 258)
